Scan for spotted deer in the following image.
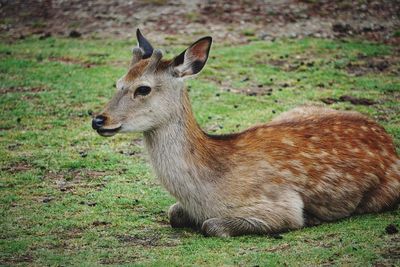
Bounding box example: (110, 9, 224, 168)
(92, 29, 400, 237)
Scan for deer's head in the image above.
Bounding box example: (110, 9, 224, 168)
(92, 29, 212, 137)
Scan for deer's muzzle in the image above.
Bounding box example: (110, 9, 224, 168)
(92, 115, 121, 137)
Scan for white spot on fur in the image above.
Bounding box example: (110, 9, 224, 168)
(281, 137, 295, 146)
(310, 136, 320, 142)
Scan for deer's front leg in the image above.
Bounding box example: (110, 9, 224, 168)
(168, 203, 198, 229)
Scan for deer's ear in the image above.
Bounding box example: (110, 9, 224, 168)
(136, 29, 154, 59)
(171, 36, 212, 77)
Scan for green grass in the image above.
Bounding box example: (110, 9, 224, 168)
(0, 36, 399, 266)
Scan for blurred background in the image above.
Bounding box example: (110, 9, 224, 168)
(1, 0, 399, 45)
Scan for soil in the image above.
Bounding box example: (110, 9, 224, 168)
(45, 169, 109, 192)
(1, 0, 399, 45)
(2, 161, 33, 173)
(0, 253, 34, 265)
(345, 54, 400, 76)
(47, 56, 96, 68)
(117, 234, 161, 247)
(0, 86, 47, 94)
(379, 235, 400, 264)
(264, 243, 290, 252)
(92, 220, 111, 226)
(321, 95, 377, 106)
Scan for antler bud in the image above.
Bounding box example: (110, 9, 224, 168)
(144, 49, 163, 74)
(130, 47, 144, 67)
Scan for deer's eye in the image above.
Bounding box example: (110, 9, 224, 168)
(134, 86, 151, 98)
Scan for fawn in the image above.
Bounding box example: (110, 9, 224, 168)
(92, 29, 400, 237)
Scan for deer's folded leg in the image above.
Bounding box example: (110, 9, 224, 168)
(201, 217, 273, 237)
(168, 203, 198, 229)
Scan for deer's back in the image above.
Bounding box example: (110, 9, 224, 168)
(215, 107, 399, 220)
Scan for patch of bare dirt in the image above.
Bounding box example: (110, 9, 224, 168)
(49, 226, 85, 241)
(1, 0, 399, 45)
(227, 79, 294, 97)
(66, 227, 85, 238)
(345, 55, 400, 76)
(2, 162, 33, 173)
(117, 232, 180, 247)
(48, 56, 98, 68)
(227, 85, 274, 97)
(321, 95, 377, 106)
(377, 236, 400, 265)
(100, 258, 133, 265)
(92, 220, 111, 226)
(211, 78, 277, 97)
(264, 243, 290, 252)
(0, 253, 34, 265)
(267, 59, 302, 72)
(0, 86, 47, 94)
(46, 169, 109, 192)
(117, 234, 161, 247)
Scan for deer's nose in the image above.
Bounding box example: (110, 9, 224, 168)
(92, 115, 107, 130)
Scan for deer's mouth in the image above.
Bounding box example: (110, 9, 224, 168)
(96, 126, 122, 137)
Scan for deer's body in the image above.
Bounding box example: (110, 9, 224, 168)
(145, 90, 399, 232)
(93, 30, 400, 237)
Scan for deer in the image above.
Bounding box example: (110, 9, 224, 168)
(92, 29, 400, 237)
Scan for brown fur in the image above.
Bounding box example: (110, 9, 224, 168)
(176, 91, 400, 222)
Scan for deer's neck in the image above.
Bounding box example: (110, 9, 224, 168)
(143, 90, 226, 202)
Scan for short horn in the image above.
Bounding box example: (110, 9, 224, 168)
(130, 47, 144, 67)
(145, 49, 163, 73)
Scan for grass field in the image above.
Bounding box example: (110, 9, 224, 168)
(0, 36, 399, 266)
